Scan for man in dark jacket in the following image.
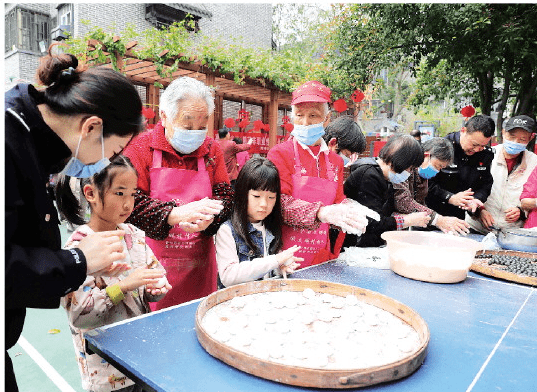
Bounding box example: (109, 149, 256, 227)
(426, 115, 495, 220)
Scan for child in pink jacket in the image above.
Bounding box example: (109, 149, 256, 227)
(57, 156, 171, 392)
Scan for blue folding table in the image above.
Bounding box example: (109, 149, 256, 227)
(85, 261, 536, 392)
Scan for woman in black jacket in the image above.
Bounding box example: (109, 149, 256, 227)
(5, 47, 144, 391)
(343, 134, 430, 247)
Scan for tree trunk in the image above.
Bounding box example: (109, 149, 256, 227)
(476, 71, 493, 116)
(516, 69, 537, 116)
(496, 55, 513, 138)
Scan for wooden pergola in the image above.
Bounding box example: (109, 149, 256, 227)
(86, 38, 293, 148)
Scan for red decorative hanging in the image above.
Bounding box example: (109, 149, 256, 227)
(351, 90, 365, 103)
(238, 119, 250, 129)
(460, 105, 475, 118)
(224, 118, 236, 128)
(238, 109, 250, 121)
(142, 106, 155, 119)
(262, 123, 270, 132)
(253, 120, 264, 131)
(282, 115, 291, 124)
(333, 99, 348, 113)
(283, 123, 294, 133)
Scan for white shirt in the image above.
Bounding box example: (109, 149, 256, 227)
(215, 221, 280, 288)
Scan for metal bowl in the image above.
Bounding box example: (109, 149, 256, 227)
(497, 228, 537, 253)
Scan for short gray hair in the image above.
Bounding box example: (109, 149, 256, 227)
(159, 76, 215, 122)
(422, 137, 454, 164)
(291, 102, 330, 120)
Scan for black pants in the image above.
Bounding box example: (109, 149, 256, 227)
(5, 351, 19, 392)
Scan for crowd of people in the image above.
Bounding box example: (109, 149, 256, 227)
(5, 50, 537, 392)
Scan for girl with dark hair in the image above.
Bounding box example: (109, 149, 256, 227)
(58, 156, 170, 392)
(5, 45, 145, 390)
(215, 157, 302, 288)
(343, 134, 430, 247)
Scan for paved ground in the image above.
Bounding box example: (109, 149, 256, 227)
(8, 222, 85, 392)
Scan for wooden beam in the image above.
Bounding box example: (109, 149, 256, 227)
(268, 90, 279, 149)
(205, 72, 216, 138)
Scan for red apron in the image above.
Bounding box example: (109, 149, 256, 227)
(146, 149, 216, 310)
(281, 139, 345, 269)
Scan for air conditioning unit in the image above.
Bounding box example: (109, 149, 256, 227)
(51, 24, 72, 41)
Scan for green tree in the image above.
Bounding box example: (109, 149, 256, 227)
(327, 3, 537, 132)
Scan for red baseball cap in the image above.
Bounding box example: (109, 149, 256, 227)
(291, 81, 332, 105)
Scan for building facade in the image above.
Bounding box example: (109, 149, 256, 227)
(4, 3, 273, 89)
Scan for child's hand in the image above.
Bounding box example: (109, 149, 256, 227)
(276, 245, 302, 267)
(279, 260, 302, 275)
(117, 267, 165, 293)
(94, 262, 131, 277)
(146, 276, 172, 296)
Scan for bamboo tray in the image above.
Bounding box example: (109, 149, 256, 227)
(472, 250, 537, 286)
(195, 279, 430, 389)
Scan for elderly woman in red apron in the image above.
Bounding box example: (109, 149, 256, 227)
(123, 76, 232, 309)
(267, 81, 371, 269)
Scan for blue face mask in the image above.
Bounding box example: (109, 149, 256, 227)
(61, 133, 110, 178)
(388, 170, 410, 184)
(418, 163, 439, 180)
(169, 127, 207, 154)
(291, 122, 325, 146)
(339, 152, 350, 166)
(503, 139, 527, 155)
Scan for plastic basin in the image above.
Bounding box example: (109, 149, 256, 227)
(381, 231, 482, 283)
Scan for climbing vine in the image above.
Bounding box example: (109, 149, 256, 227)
(66, 21, 320, 92)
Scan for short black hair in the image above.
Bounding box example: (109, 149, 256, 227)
(465, 114, 495, 138)
(379, 134, 424, 173)
(218, 128, 229, 139)
(322, 116, 366, 154)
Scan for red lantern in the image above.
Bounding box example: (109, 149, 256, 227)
(142, 106, 155, 119)
(282, 115, 291, 124)
(333, 99, 348, 113)
(351, 90, 365, 103)
(283, 123, 294, 133)
(262, 123, 270, 132)
(460, 105, 475, 118)
(253, 120, 264, 131)
(239, 119, 250, 129)
(224, 118, 236, 128)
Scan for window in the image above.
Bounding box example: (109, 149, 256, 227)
(5, 7, 50, 52)
(145, 4, 212, 32)
(58, 4, 72, 26)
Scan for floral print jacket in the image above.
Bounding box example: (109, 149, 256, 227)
(61, 223, 166, 392)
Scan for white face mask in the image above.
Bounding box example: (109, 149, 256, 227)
(168, 127, 207, 154)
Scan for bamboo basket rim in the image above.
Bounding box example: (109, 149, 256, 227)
(195, 279, 430, 389)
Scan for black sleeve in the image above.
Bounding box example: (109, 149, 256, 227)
(343, 167, 397, 247)
(426, 173, 454, 205)
(5, 148, 87, 309)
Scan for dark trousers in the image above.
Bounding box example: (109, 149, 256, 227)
(6, 351, 19, 392)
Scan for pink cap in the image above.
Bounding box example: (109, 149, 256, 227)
(291, 81, 332, 105)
